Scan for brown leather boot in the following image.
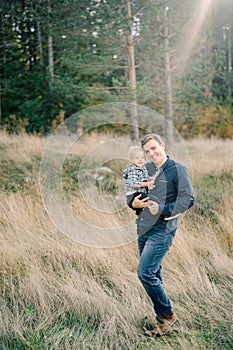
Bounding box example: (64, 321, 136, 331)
(144, 312, 178, 337)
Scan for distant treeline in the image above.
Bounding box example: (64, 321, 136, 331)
(0, 0, 233, 138)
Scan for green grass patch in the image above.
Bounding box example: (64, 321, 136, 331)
(193, 170, 233, 221)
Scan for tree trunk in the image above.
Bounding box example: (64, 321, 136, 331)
(0, 12, 6, 126)
(164, 7, 173, 148)
(227, 25, 232, 110)
(48, 0, 54, 91)
(126, 0, 139, 142)
(37, 20, 43, 68)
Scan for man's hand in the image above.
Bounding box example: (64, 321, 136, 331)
(132, 194, 149, 209)
(147, 200, 159, 215)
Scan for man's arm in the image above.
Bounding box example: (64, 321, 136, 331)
(159, 165, 194, 217)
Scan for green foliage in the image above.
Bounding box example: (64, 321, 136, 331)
(62, 154, 82, 194)
(25, 305, 35, 318)
(193, 170, 233, 223)
(0, 160, 28, 193)
(0, 0, 233, 136)
(176, 104, 233, 139)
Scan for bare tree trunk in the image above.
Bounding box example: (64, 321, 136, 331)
(227, 25, 232, 110)
(126, 0, 139, 142)
(48, 0, 54, 91)
(0, 12, 5, 126)
(37, 20, 43, 68)
(164, 7, 173, 148)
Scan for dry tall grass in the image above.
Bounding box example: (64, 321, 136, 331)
(0, 133, 233, 349)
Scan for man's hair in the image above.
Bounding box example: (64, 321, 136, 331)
(141, 134, 164, 147)
(128, 145, 145, 159)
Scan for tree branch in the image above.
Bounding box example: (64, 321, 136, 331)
(86, 86, 128, 91)
(132, 0, 151, 17)
(75, 63, 129, 70)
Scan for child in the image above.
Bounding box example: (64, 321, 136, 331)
(123, 146, 154, 214)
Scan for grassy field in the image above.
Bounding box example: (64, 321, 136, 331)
(0, 132, 233, 349)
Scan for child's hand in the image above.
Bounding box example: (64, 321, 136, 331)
(140, 181, 154, 189)
(148, 181, 154, 190)
(148, 176, 155, 182)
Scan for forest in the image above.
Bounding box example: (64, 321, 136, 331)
(0, 0, 233, 138)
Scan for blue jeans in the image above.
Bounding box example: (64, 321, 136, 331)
(137, 228, 175, 318)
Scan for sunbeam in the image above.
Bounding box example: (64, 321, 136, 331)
(176, 0, 215, 74)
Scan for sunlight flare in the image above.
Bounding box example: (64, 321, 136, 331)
(176, 0, 215, 74)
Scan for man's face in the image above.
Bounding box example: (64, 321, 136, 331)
(143, 139, 166, 167)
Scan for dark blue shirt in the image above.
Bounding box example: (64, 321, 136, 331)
(128, 157, 194, 237)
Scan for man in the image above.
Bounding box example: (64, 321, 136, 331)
(128, 134, 194, 337)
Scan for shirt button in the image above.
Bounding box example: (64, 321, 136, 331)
(141, 218, 144, 221)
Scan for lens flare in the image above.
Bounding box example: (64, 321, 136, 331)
(176, 0, 214, 74)
(39, 102, 192, 248)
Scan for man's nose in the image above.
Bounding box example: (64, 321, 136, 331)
(149, 150, 154, 156)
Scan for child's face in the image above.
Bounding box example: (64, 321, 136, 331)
(130, 151, 145, 168)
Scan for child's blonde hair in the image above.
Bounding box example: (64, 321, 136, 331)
(128, 146, 145, 160)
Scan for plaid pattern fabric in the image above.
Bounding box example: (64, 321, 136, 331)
(123, 164, 149, 195)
